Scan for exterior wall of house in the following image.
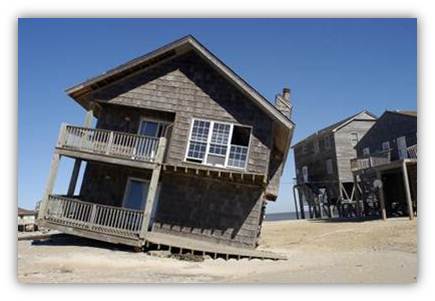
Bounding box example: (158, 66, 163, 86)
(294, 132, 338, 185)
(80, 162, 152, 207)
(152, 172, 264, 248)
(334, 120, 376, 182)
(355, 112, 417, 160)
(88, 50, 273, 175)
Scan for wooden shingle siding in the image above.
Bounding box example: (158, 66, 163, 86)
(334, 120, 376, 182)
(356, 112, 417, 160)
(80, 163, 152, 207)
(89, 51, 273, 175)
(153, 173, 263, 248)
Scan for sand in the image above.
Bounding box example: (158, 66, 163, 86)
(17, 218, 417, 283)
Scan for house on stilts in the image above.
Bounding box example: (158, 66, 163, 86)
(36, 35, 294, 260)
(351, 110, 417, 220)
(292, 111, 377, 219)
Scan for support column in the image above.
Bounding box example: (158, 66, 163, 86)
(84, 103, 95, 128)
(376, 170, 387, 221)
(140, 137, 167, 239)
(402, 161, 415, 220)
(67, 159, 82, 196)
(37, 152, 61, 220)
(292, 186, 300, 220)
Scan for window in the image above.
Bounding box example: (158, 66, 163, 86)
(382, 141, 390, 151)
(313, 139, 319, 153)
(302, 166, 308, 183)
(397, 136, 408, 159)
(302, 143, 308, 154)
(363, 147, 370, 156)
(326, 159, 333, 175)
(186, 119, 251, 169)
(350, 132, 359, 147)
(324, 135, 331, 150)
(138, 119, 168, 137)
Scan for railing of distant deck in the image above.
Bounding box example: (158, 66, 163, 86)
(45, 195, 144, 239)
(58, 124, 160, 162)
(350, 150, 391, 171)
(407, 144, 417, 159)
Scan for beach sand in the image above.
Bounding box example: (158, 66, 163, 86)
(17, 218, 417, 283)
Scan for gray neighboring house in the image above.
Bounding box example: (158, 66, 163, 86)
(351, 110, 417, 220)
(292, 111, 377, 219)
(18, 208, 37, 232)
(36, 35, 294, 259)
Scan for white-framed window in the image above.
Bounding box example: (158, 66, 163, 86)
(324, 135, 331, 150)
(350, 132, 359, 147)
(138, 118, 169, 137)
(313, 139, 319, 153)
(363, 147, 370, 156)
(185, 118, 251, 169)
(382, 141, 390, 151)
(302, 166, 308, 183)
(397, 136, 408, 159)
(326, 159, 333, 175)
(302, 143, 308, 154)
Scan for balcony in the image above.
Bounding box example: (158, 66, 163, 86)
(56, 124, 164, 168)
(407, 144, 417, 159)
(350, 150, 391, 172)
(42, 195, 144, 246)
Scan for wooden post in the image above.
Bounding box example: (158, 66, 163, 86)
(67, 159, 81, 196)
(376, 170, 387, 220)
(292, 186, 300, 220)
(84, 103, 94, 128)
(37, 153, 61, 220)
(140, 137, 167, 239)
(402, 161, 415, 220)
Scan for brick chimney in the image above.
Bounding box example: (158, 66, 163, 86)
(275, 88, 293, 119)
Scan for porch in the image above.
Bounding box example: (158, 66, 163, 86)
(56, 124, 163, 169)
(39, 195, 284, 260)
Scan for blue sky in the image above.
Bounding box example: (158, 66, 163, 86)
(18, 18, 416, 213)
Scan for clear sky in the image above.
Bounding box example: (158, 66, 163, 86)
(18, 18, 416, 214)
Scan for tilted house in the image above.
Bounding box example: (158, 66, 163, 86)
(352, 111, 417, 220)
(292, 111, 376, 218)
(37, 35, 294, 259)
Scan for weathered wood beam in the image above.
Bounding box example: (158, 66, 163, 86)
(67, 159, 82, 196)
(376, 170, 387, 220)
(84, 102, 95, 128)
(37, 153, 61, 220)
(140, 137, 167, 239)
(402, 161, 415, 220)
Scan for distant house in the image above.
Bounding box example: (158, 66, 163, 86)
(351, 111, 417, 219)
(36, 35, 294, 259)
(18, 208, 37, 232)
(292, 111, 377, 218)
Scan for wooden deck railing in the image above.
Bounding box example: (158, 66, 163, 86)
(351, 150, 391, 171)
(57, 124, 160, 162)
(407, 144, 417, 159)
(45, 195, 144, 239)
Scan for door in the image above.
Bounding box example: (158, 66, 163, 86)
(123, 178, 149, 211)
(397, 136, 408, 159)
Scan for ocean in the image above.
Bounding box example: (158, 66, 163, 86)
(265, 212, 300, 221)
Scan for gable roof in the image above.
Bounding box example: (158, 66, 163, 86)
(18, 207, 36, 216)
(292, 110, 377, 148)
(66, 35, 294, 130)
(386, 110, 417, 118)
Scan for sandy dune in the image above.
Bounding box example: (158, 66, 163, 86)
(17, 218, 417, 283)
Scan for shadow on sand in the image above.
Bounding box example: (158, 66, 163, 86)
(31, 233, 134, 252)
(306, 216, 381, 223)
